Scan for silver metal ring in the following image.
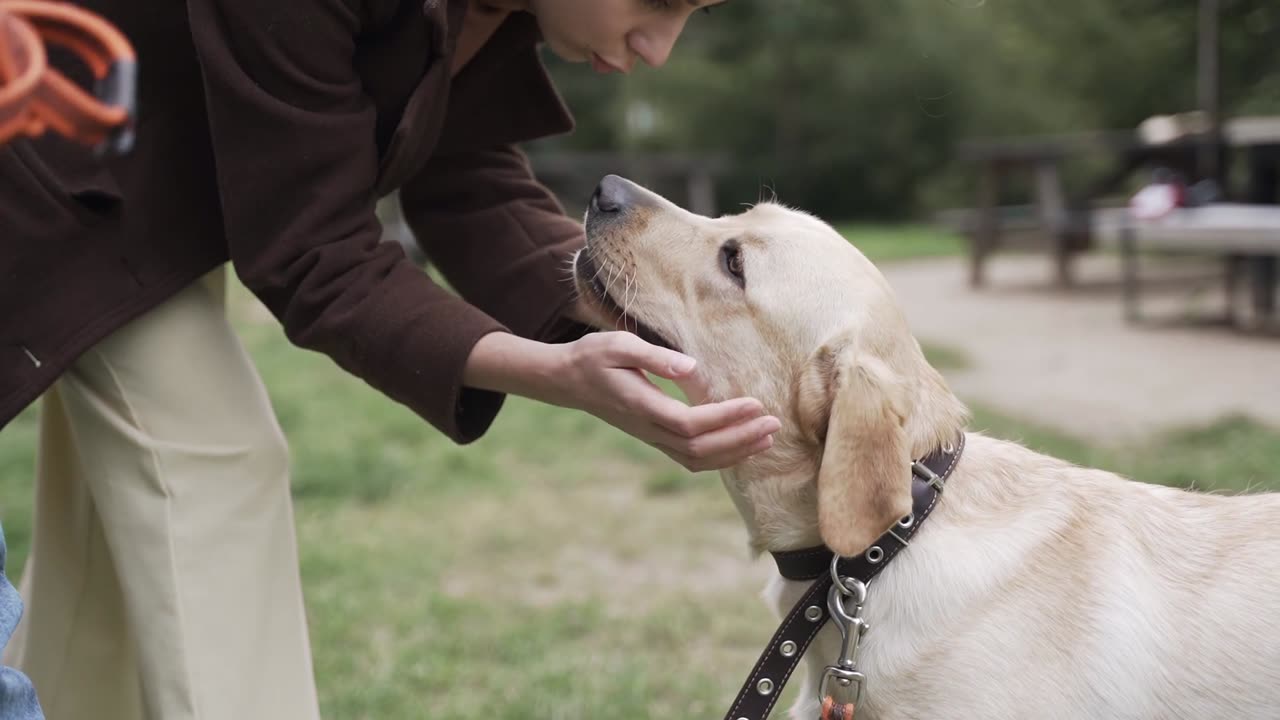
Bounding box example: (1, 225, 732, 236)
(864, 545, 884, 564)
(832, 576, 868, 605)
(780, 640, 798, 657)
(898, 513, 915, 529)
(805, 605, 823, 621)
(757, 678, 775, 695)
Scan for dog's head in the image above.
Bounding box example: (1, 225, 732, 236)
(572, 175, 968, 555)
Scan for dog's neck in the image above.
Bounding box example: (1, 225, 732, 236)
(721, 399, 970, 556)
(718, 452, 822, 555)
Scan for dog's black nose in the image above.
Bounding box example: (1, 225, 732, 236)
(591, 174, 634, 214)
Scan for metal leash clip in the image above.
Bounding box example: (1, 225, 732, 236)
(820, 555, 869, 707)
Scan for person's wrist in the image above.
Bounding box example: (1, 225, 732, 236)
(463, 331, 567, 403)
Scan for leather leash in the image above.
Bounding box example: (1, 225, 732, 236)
(721, 433, 965, 720)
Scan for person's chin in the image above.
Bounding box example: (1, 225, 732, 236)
(539, 32, 589, 63)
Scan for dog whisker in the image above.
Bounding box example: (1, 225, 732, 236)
(624, 271, 638, 334)
(591, 251, 609, 287)
(557, 257, 578, 284)
(603, 262, 621, 310)
(619, 269, 631, 333)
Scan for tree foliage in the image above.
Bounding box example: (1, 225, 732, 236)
(532, 0, 1279, 219)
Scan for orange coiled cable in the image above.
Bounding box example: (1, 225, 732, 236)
(0, 0, 134, 153)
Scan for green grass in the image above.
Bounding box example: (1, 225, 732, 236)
(920, 342, 971, 372)
(0, 226, 1276, 718)
(968, 408, 1280, 496)
(837, 223, 966, 263)
(0, 409, 36, 575)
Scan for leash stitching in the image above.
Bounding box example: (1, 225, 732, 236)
(727, 577, 831, 719)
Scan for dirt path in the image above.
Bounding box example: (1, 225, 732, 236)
(879, 254, 1280, 445)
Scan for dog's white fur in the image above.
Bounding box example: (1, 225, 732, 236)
(572, 178, 1280, 720)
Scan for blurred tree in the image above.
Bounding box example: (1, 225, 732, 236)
(531, 0, 1280, 220)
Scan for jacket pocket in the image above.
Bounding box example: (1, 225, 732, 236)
(5, 139, 123, 228)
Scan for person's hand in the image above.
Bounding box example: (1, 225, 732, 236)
(544, 331, 781, 472)
(463, 330, 779, 472)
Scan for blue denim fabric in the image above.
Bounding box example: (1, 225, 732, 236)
(0, 523, 43, 720)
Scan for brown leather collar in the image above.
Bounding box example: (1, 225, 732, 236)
(721, 433, 966, 720)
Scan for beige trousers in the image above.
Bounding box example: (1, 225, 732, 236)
(4, 267, 321, 720)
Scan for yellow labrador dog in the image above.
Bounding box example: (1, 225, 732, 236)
(571, 175, 1280, 720)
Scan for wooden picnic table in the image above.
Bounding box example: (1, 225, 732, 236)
(955, 130, 1135, 288)
(953, 116, 1280, 289)
(1093, 203, 1280, 330)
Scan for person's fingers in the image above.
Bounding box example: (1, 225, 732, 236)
(668, 365, 711, 405)
(662, 433, 776, 473)
(645, 391, 767, 439)
(599, 362, 765, 438)
(576, 333, 780, 472)
(581, 331, 713, 405)
(652, 414, 781, 466)
(595, 331, 697, 379)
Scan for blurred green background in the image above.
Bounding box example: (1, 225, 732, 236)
(531, 0, 1279, 219)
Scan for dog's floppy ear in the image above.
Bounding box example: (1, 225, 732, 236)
(797, 339, 913, 557)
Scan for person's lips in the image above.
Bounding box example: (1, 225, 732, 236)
(591, 52, 622, 74)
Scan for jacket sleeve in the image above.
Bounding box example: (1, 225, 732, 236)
(398, 143, 594, 349)
(186, 0, 510, 443)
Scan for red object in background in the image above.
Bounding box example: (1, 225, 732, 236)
(0, 0, 135, 153)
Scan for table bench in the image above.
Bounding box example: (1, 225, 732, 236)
(1094, 203, 1280, 330)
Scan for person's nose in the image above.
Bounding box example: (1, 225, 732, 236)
(626, 25, 679, 69)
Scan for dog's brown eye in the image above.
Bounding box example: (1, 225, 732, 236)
(720, 240, 745, 287)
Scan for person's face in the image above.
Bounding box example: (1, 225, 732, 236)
(527, 0, 728, 73)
